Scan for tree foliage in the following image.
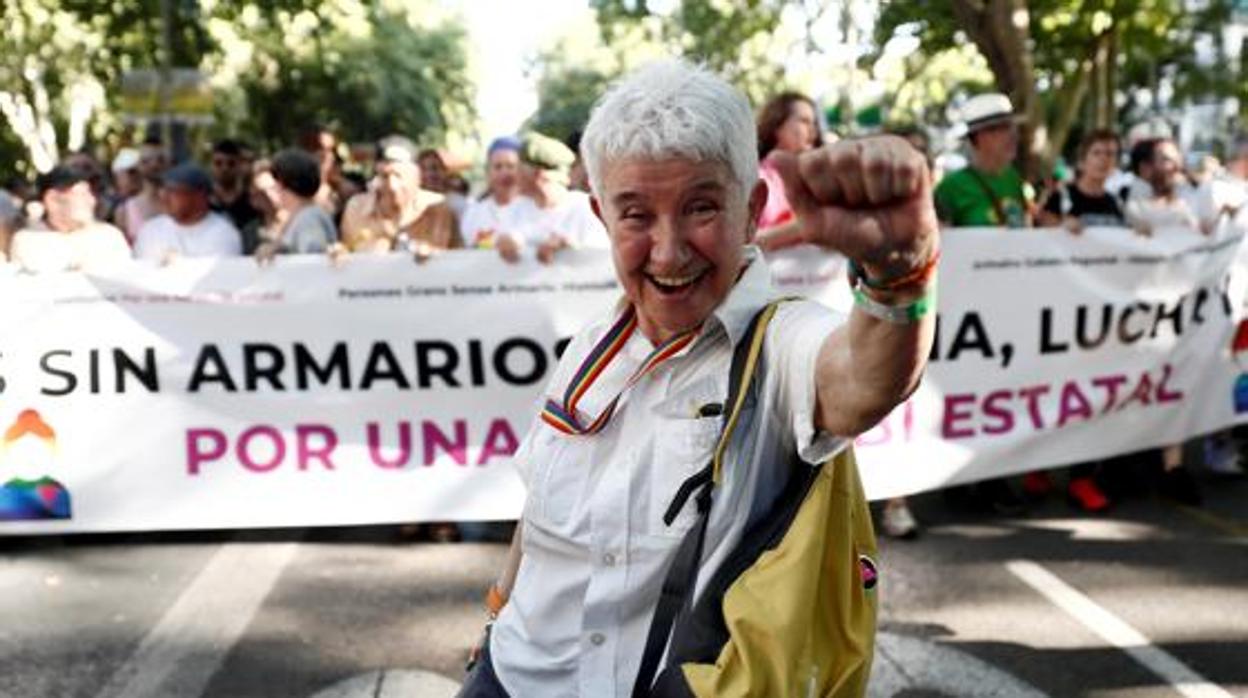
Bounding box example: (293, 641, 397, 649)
(874, 0, 1240, 175)
(527, 0, 797, 143)
(0, 0, 475, 182)
(205, 2, 475, 153)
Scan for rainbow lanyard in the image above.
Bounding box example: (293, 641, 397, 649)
(541, 307, 699, 436)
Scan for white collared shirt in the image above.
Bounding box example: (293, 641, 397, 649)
(490, 246, 846, 697)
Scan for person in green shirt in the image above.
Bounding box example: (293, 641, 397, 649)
(935, 93, 1033, 228)
(935, 94, 1035, 517)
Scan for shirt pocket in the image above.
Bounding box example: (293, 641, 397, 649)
(648, 400, 724, 539)
(525, 427, 587, 531)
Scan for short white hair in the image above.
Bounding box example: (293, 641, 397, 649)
(580, 60, 758, 201)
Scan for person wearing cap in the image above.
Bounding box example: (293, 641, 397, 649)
(495, 132, 607, 264)
(209, 138, 259, 232)
(133, 163, 242, 262)
(117, 137, 170, 243)
(934, 92, 1034, 228)
(107, 148, 143, 224)
(460, 136, 539, 250)
(337, 136, 461, 256)
(933, 93, 1034, 517)
(9, 165, 131, 273)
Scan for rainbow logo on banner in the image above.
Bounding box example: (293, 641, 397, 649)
(0, 410, 72, 521)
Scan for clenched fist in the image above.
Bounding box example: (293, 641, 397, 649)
(771, 136, 939, 283)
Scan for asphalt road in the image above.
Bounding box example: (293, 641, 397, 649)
(3, 470, 1246, 698)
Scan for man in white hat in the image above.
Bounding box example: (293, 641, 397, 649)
(934, 93, 1033, 228)
(933, 93, 1033, 516)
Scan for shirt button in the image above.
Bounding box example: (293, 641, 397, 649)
(590, 632, 606, 646)
(602, 553, 616, 566)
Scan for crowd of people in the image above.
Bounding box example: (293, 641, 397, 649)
(751, 90, 1248, 539)
(0, 124, 607, 276)
(0, 84, 1245, 544)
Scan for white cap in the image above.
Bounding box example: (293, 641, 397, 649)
(111, 147, 141, 173)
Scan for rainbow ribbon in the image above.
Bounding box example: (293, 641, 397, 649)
(541, 307, 699, 436)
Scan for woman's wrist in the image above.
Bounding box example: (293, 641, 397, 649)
(849, 241, 940, 295)
(485, 583, 508, 619)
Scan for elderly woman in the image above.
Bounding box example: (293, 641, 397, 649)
(460, 61, 938, 697)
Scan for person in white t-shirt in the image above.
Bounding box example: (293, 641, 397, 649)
(9, 165, 131, 273)
(134, 163, 242, 262)
(460, 136, 539, 249)
(1123, 137, 1206, 236)
(1193, 138, 1248, 235)
(493, 132, 608, 264)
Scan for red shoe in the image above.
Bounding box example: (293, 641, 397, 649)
(1067, 476, 1111, 513)
(1023, 471, 1054, 497)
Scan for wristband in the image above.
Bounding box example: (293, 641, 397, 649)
(485, 584, 508, 619)
(848, 245, 941, 292)
(850, 282, 936, 324)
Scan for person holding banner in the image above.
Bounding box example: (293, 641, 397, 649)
(9, 165, 131, 273)
(493, 132, 608, 264)
(934, 93, 1033, 516)
(1037, 129, 1126, 233)
(337, 135, 461, 257)
(460, 60, 938, 697)
(461, 136, 539, 250)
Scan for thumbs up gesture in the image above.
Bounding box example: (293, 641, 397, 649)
(771, 136, 939, 283)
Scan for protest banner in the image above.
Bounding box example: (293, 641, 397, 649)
(0, 223, 1243, 533)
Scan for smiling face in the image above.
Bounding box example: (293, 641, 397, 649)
(594, 157, 766, 344)
(1146, 140, 1183, 196)
(488, 149, 520, 200)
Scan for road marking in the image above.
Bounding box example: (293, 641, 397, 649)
(1170, 503, 1248, 538)
(1006, 559, 1234, 698)
(97, 533, 302, 698)
(869, 631, 1047, 697)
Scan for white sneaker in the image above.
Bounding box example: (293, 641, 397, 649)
(882, 501, 919, 539)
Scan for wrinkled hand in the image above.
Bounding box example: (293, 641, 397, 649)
(772, 136, 938, 280)
(412, 240, 436, 264)
(536, 236, 568, 265)
(496, 234, 521, 264)
(326, 242, 349, 268)
(254, 241, 281, 267)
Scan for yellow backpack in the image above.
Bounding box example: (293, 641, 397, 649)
(633, 301, 879, 698)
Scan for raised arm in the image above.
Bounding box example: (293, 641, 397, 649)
(772, 136, 940, 437)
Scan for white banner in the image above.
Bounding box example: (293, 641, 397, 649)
(1, 225, 1244, 533)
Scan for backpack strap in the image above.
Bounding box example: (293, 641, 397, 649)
(661, 299, 781, 525)
(632, 299, 783, 697)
